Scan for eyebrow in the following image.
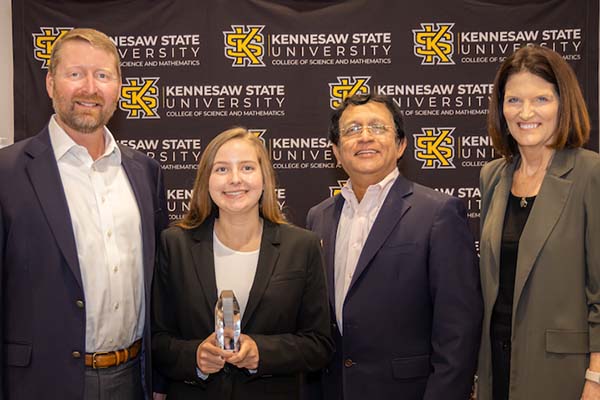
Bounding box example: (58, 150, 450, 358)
(342, 118, 390, 125)
(504, 91, 556, 96)
(213, 160, 258, 165)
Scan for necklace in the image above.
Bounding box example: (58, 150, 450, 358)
(520, 196, 528, 208)
(516, 151, 555, 209)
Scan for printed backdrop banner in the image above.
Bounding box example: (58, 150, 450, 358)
(12, 0, 599, 246)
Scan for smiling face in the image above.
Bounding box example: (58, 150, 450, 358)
(503, 70, 559, 153)
(333, 101, 406, 188)
(46, 40, 121, 137)
(208, 138, 264, 220)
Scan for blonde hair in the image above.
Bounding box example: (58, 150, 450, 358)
(177, 127, 286, 229)
(49, 28, 121, 78)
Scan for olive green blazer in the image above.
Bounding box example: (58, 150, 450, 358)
(477, 148, 600, 400)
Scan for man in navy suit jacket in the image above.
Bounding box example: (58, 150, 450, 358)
(0, 29, 167, 399)
(307, 94, 482, 400)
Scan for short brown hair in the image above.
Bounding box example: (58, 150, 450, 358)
(488, 45, 590, 161)
(49, 28, 121, 78)
(177, 127, 286, 229)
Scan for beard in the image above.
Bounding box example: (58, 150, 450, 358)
(52, 93, 117, 135)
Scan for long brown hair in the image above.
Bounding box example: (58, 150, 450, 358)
(488, 45, 590, 161)
(177, 127, 286, 229)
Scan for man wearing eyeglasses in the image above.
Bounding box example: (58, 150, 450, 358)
(307, 94, 482, 400)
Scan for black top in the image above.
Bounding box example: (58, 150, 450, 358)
(491, 192, 536, 340)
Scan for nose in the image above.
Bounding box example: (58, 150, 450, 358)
(519, 101, 534, 119)
(82, 73, 97, 94)
(229, 168, 241, 184)
(356, 126, 375, 141)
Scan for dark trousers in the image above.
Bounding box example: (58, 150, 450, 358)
(491, 332, 511, 400)
(84, 357, 144, 400)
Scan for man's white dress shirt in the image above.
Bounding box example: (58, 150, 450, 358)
(334, 168, 399, 334)
(49, 116, 144, 352)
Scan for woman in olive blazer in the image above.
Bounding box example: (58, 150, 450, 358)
(478, 46, 600, 399)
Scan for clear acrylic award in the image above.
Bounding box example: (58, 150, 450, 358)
(215, 290, 241, 352)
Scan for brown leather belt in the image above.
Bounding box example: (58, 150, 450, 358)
(85, 339, 142, 369)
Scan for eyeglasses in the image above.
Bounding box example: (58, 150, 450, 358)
(340, 123, 393, 138)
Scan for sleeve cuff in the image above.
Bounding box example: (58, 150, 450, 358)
(196, 367, 210, 380)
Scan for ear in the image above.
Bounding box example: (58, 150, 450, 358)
(46, 72, 54, 99)
(396, 138, 408, 159)
(332, 143, 341, 166)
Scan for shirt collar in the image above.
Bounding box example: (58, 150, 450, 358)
(341, 168, 399, 204)
(48, 115, 121, 164)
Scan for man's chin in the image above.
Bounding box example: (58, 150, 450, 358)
(68, 119, 102, 134)
(61, 113, 108, 134)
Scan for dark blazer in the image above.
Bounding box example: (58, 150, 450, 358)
(151, 219, 333, 400)
(477, 148, 600, 399)
(0, 127, 168, 399)
(306, 173, 482, 400)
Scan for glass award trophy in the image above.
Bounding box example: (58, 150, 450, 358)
(215, 290, 241, 352)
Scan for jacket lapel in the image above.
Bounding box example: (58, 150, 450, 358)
(120, 146, 155, 287)
(190, 220, 219, 315)
(25, 128, 83, 288)
(322, 196, 344, 309)
(242, 220, 280, 329)
(513, 150, 574, 311)
(484, 162, 515, 289)
(347, 175, 412, 295)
